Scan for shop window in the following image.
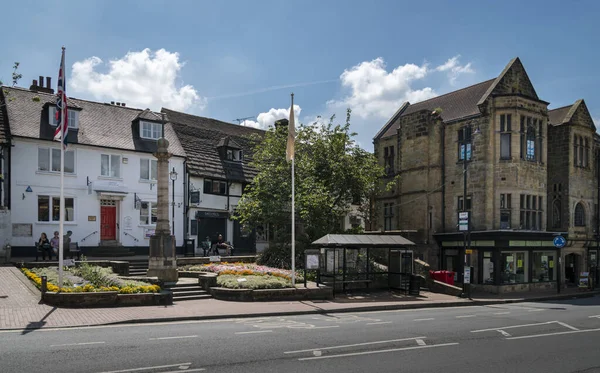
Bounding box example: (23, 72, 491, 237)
(532, 251, 556, 282)
(574, 203, 586, 227)
(500, 251, 528, 284)
(483, 251, 494, 284)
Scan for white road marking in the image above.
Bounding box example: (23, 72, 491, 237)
(235, 330, 273, 334)
(297, 343, 459, 361)
(528, 309, 547, 312)
(456, 315, 476, 318)
(413, 318, 435, 321)
(284, 336, 427, 354)
(471, 321, 555, 333)
(493, 312, 510, 315)
(506, 327, 600, 340)
(149, 335, 198, 341)
(97, 363, 193, 373)
(51, 341, 105, 347)
(588, 315, 600, 319)
(416, 339, 426, 346)
(160, 369, 205, 373)
(305, 326, 340, 329)
(366, 322, 393, 325)
(555, 322, 580, 331)
(498, 330, 511, 337)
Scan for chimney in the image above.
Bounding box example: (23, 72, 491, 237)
(111, 101, 115, 105)
(46, 77, 51, 90)
(121, 103, 126, 107)
(116, 102, 121, 106)
(39, 76, 44, 88)
(29, 76, 54, 94)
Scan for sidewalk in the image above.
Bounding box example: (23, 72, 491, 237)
(1, 266, 598, 330)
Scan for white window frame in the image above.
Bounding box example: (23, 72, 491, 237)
(140, 158, 158, 181)
(37, 195, 76, 223)
(140, 121, 162, 140)
(49, 106, 79, 129)
(37, 147, 76, 174)
(139, 201, 157, 226)
(100, 153, 121, 178)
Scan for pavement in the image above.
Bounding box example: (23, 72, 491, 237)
(1, 265, 599, 331)
(2, 296, 600, 372)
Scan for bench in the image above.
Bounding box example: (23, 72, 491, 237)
(35, 242, 54, 261)
(322, 279, 372, 291)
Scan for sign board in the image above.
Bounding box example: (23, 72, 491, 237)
(88, 216, 96, 222)
(465, 249, 473, 254)
(209, 256, 221, 262)
(305, 249, 320, 270)
(64, 259, 75, 267)
(196, 211, 229, 219)
(464, 267, 471, 284)
(12, 224, 32, 237)
(553, 235, 566, 249)
(144, 229, 155, 238)
(123, 216, 132, 230)
(458, 211, 469, 232)
(579, 272, 590, 288)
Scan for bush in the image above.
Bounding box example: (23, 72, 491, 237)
(217, 274, 291, 290)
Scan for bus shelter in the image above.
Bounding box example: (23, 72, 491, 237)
(311, 234, 417, 294)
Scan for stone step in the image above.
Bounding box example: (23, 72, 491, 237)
(170, 286, 203, 293)
(172, 294, 212, 301)
(172, 290, 208, 297)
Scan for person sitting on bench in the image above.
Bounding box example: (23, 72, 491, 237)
(37, 232, 52, 260)
(215, 234, 228, 256)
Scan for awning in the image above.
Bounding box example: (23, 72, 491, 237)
(312, 234, 416, 248)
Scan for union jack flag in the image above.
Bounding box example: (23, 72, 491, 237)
(53, 47, 68, 149)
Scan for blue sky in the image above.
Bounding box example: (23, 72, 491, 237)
(2, 0, 599, 149)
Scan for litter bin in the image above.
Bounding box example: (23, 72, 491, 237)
(184, 238, 195, 257)
(409, 274, 420, 296)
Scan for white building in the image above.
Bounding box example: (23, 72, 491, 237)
(1, 80, 185, 256)
(164, 108, 263, 253)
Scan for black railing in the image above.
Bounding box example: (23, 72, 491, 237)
(123, 231, 140, 242)
(81, 231, 98, 242)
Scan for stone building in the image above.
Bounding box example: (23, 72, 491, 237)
(373, 57, 598, 292)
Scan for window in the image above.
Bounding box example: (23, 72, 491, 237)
(532, 251, 556, 282)
(584, 138, 589, 168)
(500, 193, 512, 229)
(457, 196, 472, 211)
(519, 194, 543, 230)
(574, 203, 586, 227)
(101, 154, 121, 178)
(38, 148, 75, 173)
(526, 120, 536, 161)
(190, 191, 200, 204)
(574, 136, 579, 167)
(383, 146, 394, 175)
(140, 121, 162, 140)
(458, 126, 472, 161)
(140, 159, 157, 181)
(226, 149, 243, 162)
(37, 196, 74, 222)
(383, 202, 394, 231)
(190, 219, 198, 236)
(552, 199, 562, 228)
(520, 115, 542, 163)
(500, 251, 529, 284)
(49, 107, 79, 129)
(203, 179, 227, 195)
(500, 114, 511, 159)
(140, 201, 157, 225)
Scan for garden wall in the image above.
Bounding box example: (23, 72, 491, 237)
(209, 286, 333, 302)
(42, 291, 173, 307)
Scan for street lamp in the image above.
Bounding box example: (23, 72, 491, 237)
(170, 167, 178, 237)
(459, 122, 480, 299)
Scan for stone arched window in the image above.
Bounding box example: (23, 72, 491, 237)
(552, 199, 561, 228)
(574, 203, 586, 227)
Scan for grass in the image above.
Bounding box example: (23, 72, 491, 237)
(217, 274, 292, 290)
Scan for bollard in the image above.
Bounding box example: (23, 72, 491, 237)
(41, 275, 47, 294)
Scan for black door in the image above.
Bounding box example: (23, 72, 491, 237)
(197, 218, 227, 246)
(233, 219, 255, 253)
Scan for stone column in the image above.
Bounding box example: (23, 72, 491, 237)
(147, 136, 178, 282)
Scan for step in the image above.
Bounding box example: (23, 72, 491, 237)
(172, 290, 208, 297)
(170, 286, 204, 293)
(172, 294, 212, 301)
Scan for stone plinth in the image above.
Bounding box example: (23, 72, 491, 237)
(147, 234, 178, 282)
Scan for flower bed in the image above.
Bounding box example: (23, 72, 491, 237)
(180, 262, 303, 282)
(217, 274, 291, 290)
(22, 267, 160, 294)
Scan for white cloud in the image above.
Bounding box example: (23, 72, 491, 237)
(70, 48, 204, 111)
(435, 55, 475, 85)
(327, 57, 437, 119)
(242, 105, 301, 130)
(326, 56, 475, 120)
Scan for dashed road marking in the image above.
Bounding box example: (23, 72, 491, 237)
(493, 312, 510, 315)
(456, 315, 476, 318)
(149, 335, 198, 341)
(413, 318, 435, 322)
(51, 341, 105, 347)
(235, 330, 273, 335)
(366, 322, 392, 326)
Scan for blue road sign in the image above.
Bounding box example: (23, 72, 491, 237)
(553, 235, 566, 248)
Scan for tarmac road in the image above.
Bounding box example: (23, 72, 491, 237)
(2, 296, 600, 373)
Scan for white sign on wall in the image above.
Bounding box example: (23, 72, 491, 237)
(124, 216, 132, 230)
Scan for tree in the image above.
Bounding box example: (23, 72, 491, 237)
(1, 62, 22, 106)
(235, 109, 389, 268)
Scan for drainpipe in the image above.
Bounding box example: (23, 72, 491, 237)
(183, 159, 188, 241)
(441, 120, 446, 233)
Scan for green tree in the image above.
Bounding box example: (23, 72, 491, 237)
(235, 109, 388, 268)
(1, 62, 22, 105)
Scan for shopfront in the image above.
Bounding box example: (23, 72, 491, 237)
(434, 231, 564, 293)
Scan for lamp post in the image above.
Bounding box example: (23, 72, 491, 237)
(170, 167, 178, 238)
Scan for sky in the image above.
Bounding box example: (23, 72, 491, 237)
(2, 0, 599, 150)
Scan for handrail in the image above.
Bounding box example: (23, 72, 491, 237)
(81, 231, 98, 242)
(123, 231, 140, 242)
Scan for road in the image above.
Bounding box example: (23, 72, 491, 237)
(2, 296, 600, 373)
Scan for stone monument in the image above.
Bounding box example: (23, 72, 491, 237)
(147, 130, 178, 282)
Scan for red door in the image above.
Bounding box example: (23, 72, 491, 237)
(101, 206, 116, 240)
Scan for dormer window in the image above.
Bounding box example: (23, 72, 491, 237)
(140, 121, 162, 140)
(226, 149, 243, 162)
(49, 106, 79, 129)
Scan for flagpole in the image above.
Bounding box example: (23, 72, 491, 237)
(58, 133, 64, 288)
(290, 93, 295, 287)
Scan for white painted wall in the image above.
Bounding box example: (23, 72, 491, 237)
(187, 176, 243, 245)
(10, 138, 185, 248)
